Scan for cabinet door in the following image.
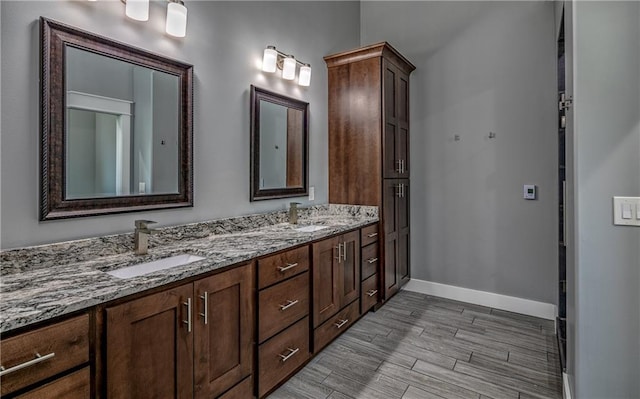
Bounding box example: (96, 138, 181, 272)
(383, 179, 400, 299)
(106, 284, 193, 399)
(383, 61, 400, 179)
(312, 236, 341, 327)
(339, 230, 361, 307)
(397, 73, 410, 178)
(383, 61, 410, 179)
(194, 263, 254, 399)
(397, 180, 410, 286)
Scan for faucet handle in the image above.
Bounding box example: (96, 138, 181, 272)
(135, 220, 157, 229)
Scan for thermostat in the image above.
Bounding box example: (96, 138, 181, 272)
(524, 185, 537, 200)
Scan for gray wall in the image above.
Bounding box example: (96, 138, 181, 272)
(0, 1, 360, 249)
(572, 1, 640, 397)
(361, 1, 558, 304)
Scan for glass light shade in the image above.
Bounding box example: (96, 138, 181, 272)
(282, 56, 296, 80)
(298, 64, 311, 86)
(166, 2, 188, 37)
(125, 0, 149, 21)
(262, 47, 277, 73)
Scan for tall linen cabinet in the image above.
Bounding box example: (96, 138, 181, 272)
(324, 42, 415, 300)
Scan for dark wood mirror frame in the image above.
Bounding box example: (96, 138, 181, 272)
(40, 17, 193, 220)
(250, 85, 309, 201)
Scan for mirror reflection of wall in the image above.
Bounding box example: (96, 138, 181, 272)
(258, 101, 304, 189)
(64, 46, 180, 199)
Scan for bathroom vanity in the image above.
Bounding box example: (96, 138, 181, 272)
(0, 205, 379, 398)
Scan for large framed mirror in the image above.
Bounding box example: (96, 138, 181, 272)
(250, 85, 309, 201)
(40, 17, 193, 220)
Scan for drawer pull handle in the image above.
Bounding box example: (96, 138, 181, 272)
(279, 299, 299, 311)
(334, 319, 349, 329)
(183, 298, 192, 333)
(278, 263, 298, 272)
(367, 232, 378, 238)
(367, 257, 378, 264)
(199, 292, 208, 325)
(278, 347, 300, 362)
(0, 352, 56, 377)
(367, 289, 378, 297)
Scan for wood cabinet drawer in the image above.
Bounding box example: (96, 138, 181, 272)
(0, 314, 89, 395)
(361, 242, 379, 281)
(258, 317, 310, 398)
(361, 274, 379, 314)
(313, 300, 359, 353)
(14, 367, 90, 399)
(258, 245, 309, 289)
(218, 375, 253, 399)
(258, 272, 309, 343)
(360, 224, 379, 247)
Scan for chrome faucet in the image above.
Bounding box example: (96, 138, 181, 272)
(134, 220, 157, 255)
(289, 202, 301, 224)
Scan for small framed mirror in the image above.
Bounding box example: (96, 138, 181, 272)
(250, 85, 309, 201)
(40, 18, 193, 220)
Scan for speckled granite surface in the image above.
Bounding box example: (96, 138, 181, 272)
(0, 204, 377, 333)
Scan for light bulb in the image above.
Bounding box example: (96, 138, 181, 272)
(282, 56, 296, 80)
(166, 1, 187, 37)
(125, 0, 149, 21)
(298, 64, 311, 86)
(262, 46, 278, 73)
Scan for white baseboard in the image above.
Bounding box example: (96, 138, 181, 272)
(402, 278, 557, 320)
(563, 372, 572, 399)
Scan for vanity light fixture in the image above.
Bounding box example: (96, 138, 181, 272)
(120, 0, 188, 37)
(261, 46, 312, 87)
(165, 0, 187, 37)
(125, 0, 149, 21)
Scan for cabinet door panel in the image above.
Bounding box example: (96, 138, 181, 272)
(14, 368, 90, 399)
(340, 230, 361, 307)
(194, 264, 254, 399)
(398, 180, 410, 287)
(385, 236, 399, 298)
(312, 236, 340, 327)
(106, 284, 193, 399)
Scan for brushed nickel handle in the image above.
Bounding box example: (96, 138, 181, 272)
(279, 299, 299, 311)
(183, 298, 192, 333)
(278, 347, 300, 362)
(366, 289, 378, 297)
(367, 257, 378, 264)
(335, 243, 342, 263)
(396, 160, 402, 173)
(277, 263, 298, 272)
(401, 159, 406, 173)
(0, 352, 56, 377)
(342, 243, 348, 262)
(334, 319, 349, 329)
(396, 184, 403, 198)
(199, 292, 208, 325)
(366, 232, 378, 238)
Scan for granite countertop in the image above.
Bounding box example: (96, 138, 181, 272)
(0, 204, 378, 334)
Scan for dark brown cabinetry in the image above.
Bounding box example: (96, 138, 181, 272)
(0, 314, 90, 398)
(312, 230, 360, 353)
(256, 246, 311, 398)
(325, 42, 415, 302)
(360, 223, 380, 313)
(105, 263, 254, 399)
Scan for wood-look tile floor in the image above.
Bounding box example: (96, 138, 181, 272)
(267, 290, 561, 399)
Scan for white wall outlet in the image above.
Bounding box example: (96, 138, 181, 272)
(524, 184, 537, 200)
(139, 182, 146, 194)
(613, 197, 640, 226)
(308, 186, 315, 201)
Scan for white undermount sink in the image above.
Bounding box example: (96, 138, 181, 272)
(294, 225, 329, 233)
(106, 254, 206, 279)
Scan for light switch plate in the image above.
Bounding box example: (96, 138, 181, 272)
(613, 197, 640, 226)
(524, 184, 537, 200)
(308, 186, 315, 201)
